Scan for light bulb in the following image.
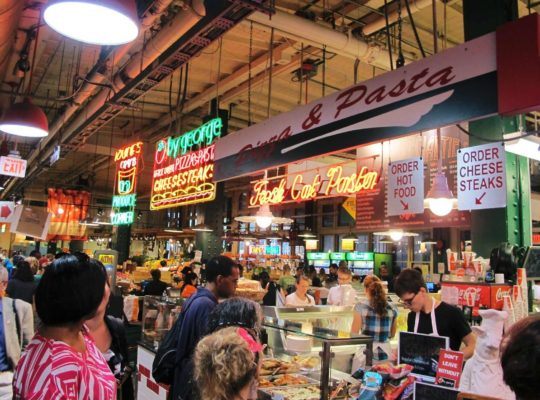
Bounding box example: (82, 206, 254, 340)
(428, 198, 453, 217)
(255, 216, 273, 229)
(57, 206, 65, 215)
(389, 230, 404, 241)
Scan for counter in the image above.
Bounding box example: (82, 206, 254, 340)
(137, 342, 169, 400)
(441, 281, 512, 310)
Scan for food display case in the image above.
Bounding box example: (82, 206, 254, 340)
(261, 306, 374, 399)
(346, 252, 374, 276)
(140, 295, 184, 349)
(307, 252, 331, 272)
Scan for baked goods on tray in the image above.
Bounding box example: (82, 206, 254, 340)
(292, 355, 319, 370)
(258, 374, 310, 387)
(260, 359, 299, 375)
(262, 385, 320, 400)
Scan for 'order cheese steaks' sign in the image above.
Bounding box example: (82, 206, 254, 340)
(150, 118, 222, 210)
(457, 142, 506, 210)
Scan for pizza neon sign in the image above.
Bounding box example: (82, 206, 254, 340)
(150, 118, 222, 210)
(112, 142, 143, 225)
(249, 164, 379, 206)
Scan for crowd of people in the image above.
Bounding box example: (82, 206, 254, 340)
(0, 250, 536, 400)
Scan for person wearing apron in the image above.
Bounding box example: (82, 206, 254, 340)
(395, 269, 476, 359)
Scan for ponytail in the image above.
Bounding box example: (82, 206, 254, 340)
(367, 281, 388, 317)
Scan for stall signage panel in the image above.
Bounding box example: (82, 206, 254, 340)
(150, 118, 222, 210)
(457, 142, 506, 210)
(249, 162, 378, 206)
(215, 33, 497, 181)
(330, 252, 346, 260)
(0, 156, 26, 178)
(387, 157, 424, 216)
(306, 252, 330, 260)
(435, 350, 464, 388)
(112, 142, 143, 225)
(346, 252, 374, 261)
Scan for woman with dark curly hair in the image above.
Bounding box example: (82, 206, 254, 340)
(194, 326, 263, 400)
(501, 315, 540, 400)
(351, 279, 397, 362)
(206, 297, 262, 334)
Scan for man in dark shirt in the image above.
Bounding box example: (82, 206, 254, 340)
(143, 269, 168, 296)
(394, 269, 476, 359)
(171, 256, 239, 400)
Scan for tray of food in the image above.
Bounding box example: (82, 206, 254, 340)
(291, 355, 320, 371)
(258, 384, 321, 400)
(259, 374, 319, 388)
(260, 358, 301, 376)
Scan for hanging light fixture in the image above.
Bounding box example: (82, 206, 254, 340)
(425, 129, 456, 216)
(0, 98, 48, 138)
(164, 229, 184, 234)
(235, 204, 293, 230)
(192, 223, 213, 232)
(504, 131, 540, 161)
(44, 0, 139, 46)
(298, 228, 317, 238)
(374, 230, 418, 242)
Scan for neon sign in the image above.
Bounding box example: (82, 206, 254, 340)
(249, 165, 379, 206)
(112, 142, 143, 225)
(150, 118, 222, 210)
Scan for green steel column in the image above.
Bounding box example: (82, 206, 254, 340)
(463, 0, 532, 257)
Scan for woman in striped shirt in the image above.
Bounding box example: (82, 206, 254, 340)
(13, 254, 116, 399)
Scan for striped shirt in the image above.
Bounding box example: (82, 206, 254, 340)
(13, 329, 116, 399)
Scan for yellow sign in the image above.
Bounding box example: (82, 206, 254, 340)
(342, 197, 356, 220)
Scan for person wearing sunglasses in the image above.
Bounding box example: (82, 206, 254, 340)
(394, 269, 476, 359)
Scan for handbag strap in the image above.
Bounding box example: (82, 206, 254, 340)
(12, 299, 21, 347)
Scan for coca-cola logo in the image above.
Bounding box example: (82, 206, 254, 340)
(496, 287, 511, 302)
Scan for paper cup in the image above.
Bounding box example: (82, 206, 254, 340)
(495, 273, 505, 284)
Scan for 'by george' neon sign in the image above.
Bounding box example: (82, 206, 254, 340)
(150, 118, 222, 210)
(249, 165, 379, 206)
(112, 142, 143, 225)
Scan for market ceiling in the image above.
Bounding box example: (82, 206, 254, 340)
(0, 0, 538, 203)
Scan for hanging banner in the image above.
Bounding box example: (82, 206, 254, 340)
(214, 32, 498, 181)
(150, 118, 222, 210)
(214, 14, 540, 182)
(47, 188, 90, 240)
(112, 142, 143, 225)
(457, 142, 506, 211)
(249, 161, 379, 206)
(12, 205, 51, 240)
(387, 157, 424, 216)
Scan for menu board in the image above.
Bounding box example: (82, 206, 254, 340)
(398, 332, 449, 379)
(355, 128, 470, 231)
(414, 382, 459, 400)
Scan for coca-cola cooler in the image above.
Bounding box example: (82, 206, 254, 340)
(441, 282, 512, 310)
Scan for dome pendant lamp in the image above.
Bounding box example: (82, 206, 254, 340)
(44, 0, 139, 46)
(0, 98, 49, 138)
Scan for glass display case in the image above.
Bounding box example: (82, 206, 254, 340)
(261, 306, 374, 399)
(140, 295, 184, 349)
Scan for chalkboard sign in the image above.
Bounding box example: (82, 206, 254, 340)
(414, 382, 459, 400)
(398, 332, 449, 379)
(524, 245, 540, 279)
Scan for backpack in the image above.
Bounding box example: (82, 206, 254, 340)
(151, 297, 195, 385)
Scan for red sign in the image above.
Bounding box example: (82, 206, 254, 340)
(249, 163, 378, 206)
(47, 189, 91, 241)
(440, 282, 511, 310)
(435, 349, 464, 388)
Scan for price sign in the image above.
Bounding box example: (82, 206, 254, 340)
(435, 349, 464, 388)
(387, 157, 424, 216)
(457, 142, 506, 210)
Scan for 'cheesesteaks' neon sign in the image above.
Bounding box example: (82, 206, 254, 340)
(150, 118, 222, 210)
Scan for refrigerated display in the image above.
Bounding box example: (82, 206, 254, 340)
(307, 252, 331, 272)
(346, 252, 374, 276)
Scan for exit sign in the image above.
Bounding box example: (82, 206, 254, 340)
(0, 156, 27, 178)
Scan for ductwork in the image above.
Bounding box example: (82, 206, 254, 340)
(0, 0, 26, 96)
(248, 10, 394, 70)
(31, 1, 204, 163)
(47, 0, 178, 142)
(362, 0, 432, 36)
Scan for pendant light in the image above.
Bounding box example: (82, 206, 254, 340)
(235, 204, 293, 229)
(374, 230, 419, 242)
(192, 223, 213, 232)
(44, 0, 139, 46)
(0, 98, 49, 138)
(425, 129, 456, 216)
